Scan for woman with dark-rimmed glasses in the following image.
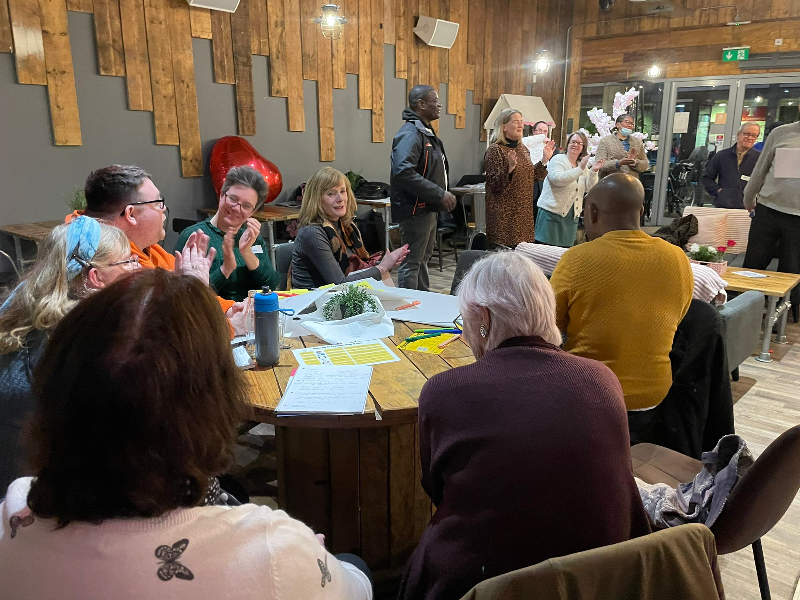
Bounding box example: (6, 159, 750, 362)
(175, 165, 280, 301)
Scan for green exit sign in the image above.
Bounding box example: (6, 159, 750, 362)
(722, 47, 750, 61)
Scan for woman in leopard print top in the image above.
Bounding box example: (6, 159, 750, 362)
(485, 109, 554, 248)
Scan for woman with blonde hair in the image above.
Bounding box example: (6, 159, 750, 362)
(0, 217, 136, 494)
(535, 131, 604, 247)
(485, 109, 554, 247)
(291, 167, 409, 288)
(400, 251, 650, 600)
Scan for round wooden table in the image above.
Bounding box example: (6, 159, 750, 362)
(244, 321, 475, 573)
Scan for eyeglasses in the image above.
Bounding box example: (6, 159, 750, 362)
(568, 140, 585, 147)
(619, 121, 635, 127)
(224, 192, 255, 213)
(119, 196, 166, 216)
(740, 132, 759, 139)
(108, 255, 140, 270)
(509, 119, 524, 125)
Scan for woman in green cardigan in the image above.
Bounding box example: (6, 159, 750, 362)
(175, 166, 279, 301)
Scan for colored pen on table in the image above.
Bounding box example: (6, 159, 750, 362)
(396, 300, 421, 310)
(413, 328, 462, 334)
(404, 332, 445, 342)
(438, 334, 461, 349)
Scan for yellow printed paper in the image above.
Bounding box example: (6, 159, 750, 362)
(319, 280, 375, 291)
(293, 339, 399, 366)
(397, 334, 457, 355)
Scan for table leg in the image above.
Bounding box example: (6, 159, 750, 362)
(756, 296, 778, 363)
(383, 206, 391, 250)
(267, 222, 276, 268)
(13, 236, 23, 273)
(474, 193, 486, 234)
(776, 300, 790, 344)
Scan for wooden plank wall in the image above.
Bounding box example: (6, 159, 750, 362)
(566, 0, 800, 142)
(3, 0, 569, 173)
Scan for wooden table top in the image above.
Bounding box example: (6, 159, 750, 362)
(0, 220, 62, 242)
(245, 320, 474, 428)
(723, 268, 800, 297)
(199, 205, 301, 222)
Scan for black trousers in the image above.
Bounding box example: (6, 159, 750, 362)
(743, 204, 800, 315)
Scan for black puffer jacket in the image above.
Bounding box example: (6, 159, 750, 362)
(390, 108, 450, 223)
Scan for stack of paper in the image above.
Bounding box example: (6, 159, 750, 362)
(275, 365, 373, 415)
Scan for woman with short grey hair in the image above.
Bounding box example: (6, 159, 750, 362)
(400, 251, 650, 600)
(175, 165, 279, 301)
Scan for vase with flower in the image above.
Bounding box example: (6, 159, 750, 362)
(687, 240, 736, 275)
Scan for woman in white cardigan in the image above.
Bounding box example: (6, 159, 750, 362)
(535, 132, 604, 247)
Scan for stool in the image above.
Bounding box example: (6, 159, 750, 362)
(434, 226, 458, 271)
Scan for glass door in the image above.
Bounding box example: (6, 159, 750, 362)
(732, 78, 800, 146)
(652, 81, 736, 223)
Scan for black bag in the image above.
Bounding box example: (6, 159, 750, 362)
(354, 181, 390, 200)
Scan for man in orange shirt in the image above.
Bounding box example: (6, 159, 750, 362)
(70, 165, 243, 331)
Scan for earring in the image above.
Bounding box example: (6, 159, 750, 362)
(480, 324, 488, 338)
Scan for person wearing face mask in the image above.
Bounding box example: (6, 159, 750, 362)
(291, 168, 409, 289)
(535, 132, 604, 248)
(484, 110, 555, 247)
(702, 123, 761, 209)
(595, 114, 650, 179)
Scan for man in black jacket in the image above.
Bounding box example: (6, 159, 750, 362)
(390, 85, 457, 290)
(701, 122, 761, 209)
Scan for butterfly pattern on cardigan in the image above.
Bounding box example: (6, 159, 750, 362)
(155, 539, 195, 581)
(318, 556, 332, 587)
(9, 508, 35, 539)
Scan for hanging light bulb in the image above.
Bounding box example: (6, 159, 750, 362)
(647, 64, 661, 78)
(534, 50, 551, 74)
(314, 4, 347, 39)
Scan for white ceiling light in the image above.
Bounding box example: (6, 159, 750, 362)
(647, 64, 661, 78)
(534, 50, 551, 74)
(314, 4, 347, 39)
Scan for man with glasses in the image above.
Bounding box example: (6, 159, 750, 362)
(175, 166, 279, 301)
(702, 122, 761, 209)
(72, 165, 242, 328)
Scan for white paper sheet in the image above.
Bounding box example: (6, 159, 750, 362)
(292, 339, 399, 366)
(673, 112, 690, 134)
(275, 365, 372, 415)
(521, 134, 546, 163)
(732, 270, 769, 278)
(773, 148, 800, 179)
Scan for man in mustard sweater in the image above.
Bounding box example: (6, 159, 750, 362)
(550, 174, 694, 443)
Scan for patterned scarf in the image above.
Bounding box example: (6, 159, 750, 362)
(320, 220, 374, 274)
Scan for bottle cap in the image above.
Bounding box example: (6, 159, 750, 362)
(254, 288, 279, 312)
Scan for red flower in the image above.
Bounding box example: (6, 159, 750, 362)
(717, 246, 727, 254)
(727, 239, 736, 247)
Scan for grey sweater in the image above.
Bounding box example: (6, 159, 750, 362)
(290, 223, 381, 289)
(744, 121, 800, 215)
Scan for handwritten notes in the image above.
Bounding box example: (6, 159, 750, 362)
(275, 365, 373, 415)
(293, 339, 399, 366)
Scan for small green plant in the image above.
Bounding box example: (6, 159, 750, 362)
(68, 188, 86, 211)
(322, 284, 379, 320)
(344, 170, 365, 192)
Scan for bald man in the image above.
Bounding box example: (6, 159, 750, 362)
(550, 174, 694, 443)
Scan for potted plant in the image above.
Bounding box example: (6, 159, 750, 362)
(322, 284, 379, 321)
(687, 240, 736, 275)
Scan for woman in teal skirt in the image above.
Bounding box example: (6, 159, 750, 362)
(535, 132, 603, 247)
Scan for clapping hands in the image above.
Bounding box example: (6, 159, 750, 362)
(174, 230, 216, 287)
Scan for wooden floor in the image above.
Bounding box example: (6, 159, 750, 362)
(427, 249, 800, 599)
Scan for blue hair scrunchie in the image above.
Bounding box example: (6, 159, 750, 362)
(66, 216, 102, 280)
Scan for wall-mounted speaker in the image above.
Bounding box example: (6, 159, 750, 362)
(186, 0, 240, 13)
(414, 16, 460, 49)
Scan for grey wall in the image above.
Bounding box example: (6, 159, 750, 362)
(0, 12, 485, 266)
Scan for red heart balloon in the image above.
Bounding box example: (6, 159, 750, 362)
(209, 136, 283, 204)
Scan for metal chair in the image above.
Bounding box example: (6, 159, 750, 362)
(172, 217, 200, 234)
(632, 424, 800, 600)
(434, 225, 458, 272)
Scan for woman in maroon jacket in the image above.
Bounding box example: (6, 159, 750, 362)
(399, 252, 650, 600)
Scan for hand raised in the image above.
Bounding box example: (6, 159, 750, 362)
(591, 159, 605, 172)
(239, 218, 261, 253)
(507, 150, 518, 173)
(542, 139, 556, 164)
(579, 155, 590, 170)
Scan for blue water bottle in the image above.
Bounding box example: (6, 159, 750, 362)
(254, 288, 281, 367)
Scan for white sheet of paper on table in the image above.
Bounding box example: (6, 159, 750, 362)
(276, 365, 373, 415)
(773, 148, 800, 179)
(732, 271, 769, 278)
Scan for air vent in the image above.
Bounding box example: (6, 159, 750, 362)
(741, 52, 800, 70)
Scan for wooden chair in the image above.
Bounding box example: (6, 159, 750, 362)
(632, 424, 800, 600)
